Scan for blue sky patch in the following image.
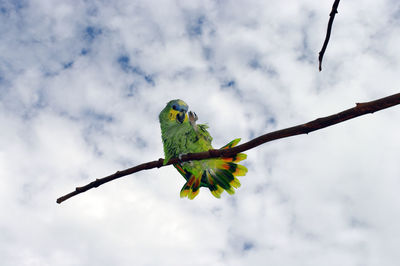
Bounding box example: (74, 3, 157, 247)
(86, 5, 98, 17)
(117, 55, 155, 86)
(202, 46, 213, 60)
(84, 26, 102, 42)
(1, 6, 7, 15)
(187, 15, 206, 37)
(63, 61, 74, 69)
(249, 58, 261, 69)
(126, 83, 137, 97)
(249, 58, 278, 77)
(221, 80, 235, 88)
(296, 28, 313, 63)
(135, 136, 147, 149)
(267, 117, 276, 126)
(80, 48, 89, 55)
(118, 55, 130, 72)
(0, 0, 26, 16)
(83, 109, 114, 123)
(2, 0, 27, 12)
(242, 241, 255, 252)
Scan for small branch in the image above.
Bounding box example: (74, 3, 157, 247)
(57, 92, 400, 204)
(318, 0, 341, 71)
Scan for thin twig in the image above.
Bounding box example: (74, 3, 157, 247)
(57, 92, 400, 204)
(318, 0, 341, 71)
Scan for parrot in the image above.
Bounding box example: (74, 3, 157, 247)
(159, 99, 247, 199)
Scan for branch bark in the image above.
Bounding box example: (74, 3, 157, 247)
(57, 92, 400, 204)
(318, 0, 341, 71)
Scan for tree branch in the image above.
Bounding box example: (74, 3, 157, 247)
(318, 0, 341, 71)
(57, 92, 400, 204)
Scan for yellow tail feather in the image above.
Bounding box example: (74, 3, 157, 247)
(180, 189, 189, 198)
(233, 165, 247, 176)
(188, 189, 200, 199)
(230, 177, 241, 188)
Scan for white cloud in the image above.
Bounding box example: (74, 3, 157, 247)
(1, 0, 399, 265)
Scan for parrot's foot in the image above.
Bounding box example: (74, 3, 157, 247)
(178, 153, 193, 165)
(189, 111, 198, 131)
(178, 153, 185, 163)
(189, 111, 198, 122)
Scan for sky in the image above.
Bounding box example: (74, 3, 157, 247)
(1, 0, 400, 265)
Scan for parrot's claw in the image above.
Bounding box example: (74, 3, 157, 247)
(189, 111, 198, 131)
(178, 153, 193, 165)
(178, 153, 184, 163)
(189, 111, 198, 122)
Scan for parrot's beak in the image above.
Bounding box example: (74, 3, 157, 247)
(176, 111, 186, 123)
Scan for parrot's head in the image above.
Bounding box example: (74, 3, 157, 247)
(159, 99, 189, 125)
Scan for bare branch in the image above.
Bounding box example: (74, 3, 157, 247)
(318, 0, 341, 71)
(57, 92, 400, 204)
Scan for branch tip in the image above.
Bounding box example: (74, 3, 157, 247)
(318, 0, 341, 71)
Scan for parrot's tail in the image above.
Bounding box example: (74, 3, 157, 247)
(179, 138, 247, 199)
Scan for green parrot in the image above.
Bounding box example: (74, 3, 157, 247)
(159, 99, 247, 199)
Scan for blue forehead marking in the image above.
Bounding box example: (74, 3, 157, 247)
(172, 100, 188, 112)
(179, 105, 188, 112)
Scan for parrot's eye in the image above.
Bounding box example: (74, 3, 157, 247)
(172, 104, 178, 111)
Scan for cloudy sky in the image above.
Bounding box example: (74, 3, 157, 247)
(1, 0, 400, 265)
